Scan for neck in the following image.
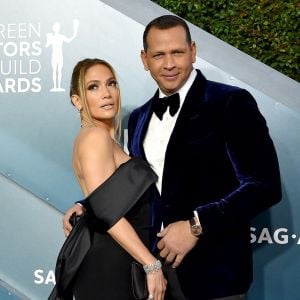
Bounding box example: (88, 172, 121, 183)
(80, 119, 93, 128)
(80, 117, 116, 141)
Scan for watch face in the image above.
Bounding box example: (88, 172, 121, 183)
(192, 225, 201, 235)
(189, 217, 202, 236)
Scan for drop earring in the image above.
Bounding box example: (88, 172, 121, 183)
(76, 106, 82, 116)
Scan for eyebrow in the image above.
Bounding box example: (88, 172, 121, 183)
(150, 47, 186, 54)
(86, 77, 116, 85)
(86, 80, 99, 85)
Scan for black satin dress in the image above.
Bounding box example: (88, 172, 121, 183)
(71, 158, 157, 300)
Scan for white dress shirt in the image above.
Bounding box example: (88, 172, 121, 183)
(143, 69, 197, 194)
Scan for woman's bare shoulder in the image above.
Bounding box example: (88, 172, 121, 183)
(77, 126, 111, 144)
(74, 127, 113, 155)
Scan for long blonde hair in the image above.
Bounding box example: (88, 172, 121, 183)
(70, 58, 122, 141)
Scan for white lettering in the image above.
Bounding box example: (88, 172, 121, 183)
(19, 41, 30, 56)
(34, 269, 56, 285)
(0, 23, 41, 39)
(0, 59, 41, 75)
(31, 77, 41, 92)
(45, 271, 56, 284)
(28, 23, 41, 38)
(0, 24, 5, 39)
(273, 228, 288, 244)
(34, 269, 44, 284)
(0, 77, 42, 93)
(257, 228, 273, 244)
(251, 227, 297, 245)
(0, 59, 11, 75)
(7, 23, 17, 39)
(18, 23, 27, 39)
(31, 41, 42, 56)
(18, 78, 30, 92)
(250, 227, 257, 243)
(3, 42, 18, 56)
(5, 78, 16, 92)
(0, 41, 42, 57)
(29, 60, 41, 74)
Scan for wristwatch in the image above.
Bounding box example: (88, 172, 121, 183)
(189, 215, 202, 236)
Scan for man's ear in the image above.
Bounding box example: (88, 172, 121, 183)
(191, 41, 197, 63)
(71, 95, 82, 111)
(140, 50, 149, 71)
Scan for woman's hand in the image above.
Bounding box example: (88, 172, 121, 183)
(62, 204, 84, 236)
(146, 270, 167, 300)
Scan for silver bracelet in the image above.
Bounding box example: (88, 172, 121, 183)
(143, 259, 162, 274)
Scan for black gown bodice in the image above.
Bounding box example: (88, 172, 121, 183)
(73, 158, 157, 300)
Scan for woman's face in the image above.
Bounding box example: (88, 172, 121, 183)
(84, 64, 119, 123)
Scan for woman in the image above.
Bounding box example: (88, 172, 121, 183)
(53, 58, 166, 300)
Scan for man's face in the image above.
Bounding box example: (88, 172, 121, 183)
(141, 25, 196, 96)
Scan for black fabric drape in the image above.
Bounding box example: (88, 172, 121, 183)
(49, 158, 157, 300)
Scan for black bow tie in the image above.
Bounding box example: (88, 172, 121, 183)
(152, 93, 180, 120)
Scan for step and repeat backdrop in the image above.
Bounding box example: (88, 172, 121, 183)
(0, 0, 299, 299)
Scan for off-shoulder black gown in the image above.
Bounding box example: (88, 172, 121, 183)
(71, 158, 157, 299)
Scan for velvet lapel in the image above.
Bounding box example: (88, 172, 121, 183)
(161, 70, 207, 194)
(173, 69, 207, 125)
(133, 90, 159, 160)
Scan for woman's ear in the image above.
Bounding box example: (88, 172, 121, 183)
(71, 95, 82, 111)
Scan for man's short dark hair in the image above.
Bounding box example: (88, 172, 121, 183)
(143, 15, 192, 51)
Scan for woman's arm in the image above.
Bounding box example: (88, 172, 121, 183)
(77, 127, 166, 299)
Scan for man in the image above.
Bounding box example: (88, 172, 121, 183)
(64, 15, 281, 300)
(127, 15, 281, 300)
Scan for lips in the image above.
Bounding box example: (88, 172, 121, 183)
(163, 73, 178, 80)
(100, 103, 114, 109)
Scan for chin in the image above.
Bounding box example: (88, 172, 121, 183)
(164, 88, 178, 95)
(161, 83, 181, 94)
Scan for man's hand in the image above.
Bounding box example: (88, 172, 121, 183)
(157, 221, 198, 268)
(63, 204, 84, 237)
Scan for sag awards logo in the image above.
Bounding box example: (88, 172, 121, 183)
(251, 227, 300, 244)
(0, 19, 79, 93)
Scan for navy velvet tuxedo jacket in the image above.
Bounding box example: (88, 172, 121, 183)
(127, 69, 281, 299)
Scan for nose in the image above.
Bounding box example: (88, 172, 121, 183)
(164, 54, 175, 70)
(101, 85, 111, 99)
